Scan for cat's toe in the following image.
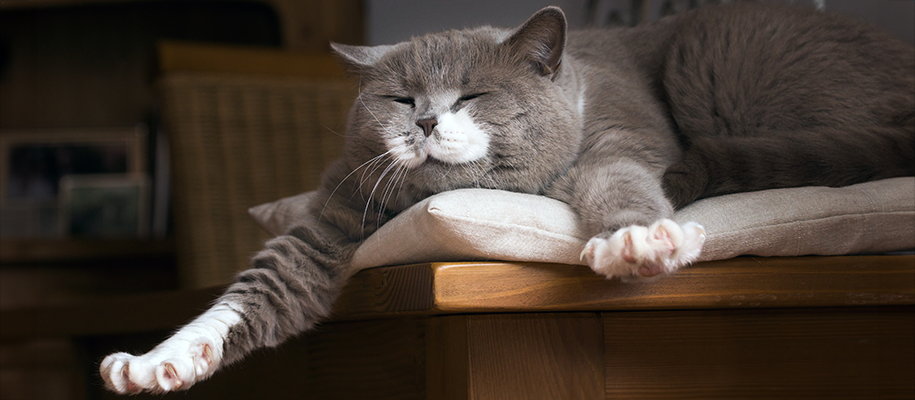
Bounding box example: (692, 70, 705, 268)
(101, 353, 163, 393)
(156, 361, 189, 391)
(100, 337, 218, 394)
(195, 342, 215, 376)
(583, 219, 705, 280)
(152, 338, 217, 391)
(582, 227, 645, 278)
(674, 221, 706, 264)
(100, 353, 161, 393)
(100, 352, 141, 394)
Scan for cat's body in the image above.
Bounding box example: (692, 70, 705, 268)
(102, 3, 914, 393)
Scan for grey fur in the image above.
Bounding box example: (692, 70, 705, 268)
(149, 3, 915, 383)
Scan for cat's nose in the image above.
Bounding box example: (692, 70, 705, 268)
(416, 118, 437, 137)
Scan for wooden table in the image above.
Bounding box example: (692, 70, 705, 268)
(3, 255, 913, 399)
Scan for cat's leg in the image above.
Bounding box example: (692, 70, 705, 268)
(554, 159, 705, 280)
(661, 149, 708, 209)
(100, 224, 356, 394)
(100, 302, 241, 393)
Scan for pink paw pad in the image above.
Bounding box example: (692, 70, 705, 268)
(581, 219, 705, 280)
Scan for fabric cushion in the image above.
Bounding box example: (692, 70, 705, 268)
(248, 177, 915, 270)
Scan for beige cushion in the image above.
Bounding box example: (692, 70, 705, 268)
(248, 177, 915, 270)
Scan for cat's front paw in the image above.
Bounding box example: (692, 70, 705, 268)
(100, 337, 218, 394)
(580, 219, 705, 280)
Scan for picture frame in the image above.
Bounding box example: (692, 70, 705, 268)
(0, 126, 147, 237)
(59, 174, 150, 238)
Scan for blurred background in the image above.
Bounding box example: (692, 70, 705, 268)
(368, 0, 913, 46)
(0, 0, 912, 399)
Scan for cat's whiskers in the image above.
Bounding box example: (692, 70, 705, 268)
(378, 163, 401, 223)
(377, 163, 409, 228)
(356, 156, 386, 205)
(470, 160, 491, 188)
(358, 152, 392, 192)
(361, 157, 400, 239)
(354, 79, 409, 214)
(319, 150, 394, 222)
(392, 161, 411, 208)
(318, 78, 400, 220)
(463, 160, 481, 188)
(321, 125, 345, 138)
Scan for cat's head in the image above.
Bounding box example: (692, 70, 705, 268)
(332, 7, 582, 201)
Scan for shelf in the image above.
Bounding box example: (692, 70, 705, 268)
(0, 237, 175, 264)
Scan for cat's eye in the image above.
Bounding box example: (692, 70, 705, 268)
(458, 93, 487, 102)
(452, 93, 488, 111)
(392, 97, 415, 107)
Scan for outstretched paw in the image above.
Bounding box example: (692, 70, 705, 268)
(100, 302, 239, 394)
(101, 337, 219, 394)
(99, 338, 217, 394)
(99, 338, 218, 394)
(580, 219, 705, 280)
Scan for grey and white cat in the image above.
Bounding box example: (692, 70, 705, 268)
(102, 3, 914, 393)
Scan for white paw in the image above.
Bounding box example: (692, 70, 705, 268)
(100, 337, 218, 394)
(580, 219, 705, 280)
(100, 302, 240, 394)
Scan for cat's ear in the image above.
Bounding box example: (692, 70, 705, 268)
(330, 42, 397, 72)
(505, 6, 567, 80)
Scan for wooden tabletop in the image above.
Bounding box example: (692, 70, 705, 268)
(335, 254, 915, 319)
(2, 255, 912, 340)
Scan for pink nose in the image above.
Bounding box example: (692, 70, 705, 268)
(416, 118, 437, 137)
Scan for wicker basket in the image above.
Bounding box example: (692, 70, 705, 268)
(159, 72, 354, 289)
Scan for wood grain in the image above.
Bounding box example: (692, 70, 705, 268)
(5, 255, 911, 339)
(425, 316, 470, 400)
(6, 255, 906, 399)
(603, 307, 915, 400)
(332, 263, 435, 320)
(431, 256, 915, 313)
(426, 314, 605, 400)
(299, 318, 427, 400)
(464, 314, 605, 400)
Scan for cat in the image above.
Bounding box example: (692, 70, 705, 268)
(101, 2, 914, 393)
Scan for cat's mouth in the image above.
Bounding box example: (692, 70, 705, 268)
(389, 110, 491, 169)
(393, 137, 488, 169)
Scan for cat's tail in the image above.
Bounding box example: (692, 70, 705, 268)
(662, 125, 915, 209)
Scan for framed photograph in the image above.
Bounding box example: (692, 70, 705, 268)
(59, 174, 150, 238)
(0, 127, 147, 237)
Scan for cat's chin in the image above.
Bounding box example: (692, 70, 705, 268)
(394, 146, 488, 170)
(400, 154, 466, 170)
(422, 156, 491, 173)
(391, 147, 467, 170)
(395, 154, 427, 170)
(403, 157, 494, 191)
